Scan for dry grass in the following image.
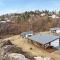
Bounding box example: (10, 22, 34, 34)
(3, 35, 60, 60)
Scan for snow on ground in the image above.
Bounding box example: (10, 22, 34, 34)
(51, 39, 59, 47)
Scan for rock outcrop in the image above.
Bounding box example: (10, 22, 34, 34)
(0, 40, 54, 60)
(34, 56, 54, 60)
(6, 53, 30, 60)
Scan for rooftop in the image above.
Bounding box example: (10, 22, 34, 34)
(28, 34, 59, 45)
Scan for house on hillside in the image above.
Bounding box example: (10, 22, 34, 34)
(6, 19, 11, 22)
(50, 27, 60, 34)
(20, 31, 34, 38)
(0, 20, 6, 23)
(41, 13, 45, 16)
(5, 18, 11, 22)
(49, 14, 60, 19)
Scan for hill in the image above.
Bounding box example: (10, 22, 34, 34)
(0, 10, 60, 38)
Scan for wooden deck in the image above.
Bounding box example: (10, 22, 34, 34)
(31, 41, 58, 53)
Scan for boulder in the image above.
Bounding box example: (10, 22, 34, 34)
(2, 40, 13, 46)
(34, 56, 54, 60)
(7, 53, 30, 60)
(34, 56, 43, 60)
(0, 45, 23, 60)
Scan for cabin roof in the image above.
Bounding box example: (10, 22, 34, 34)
(28, 34, 59, 45)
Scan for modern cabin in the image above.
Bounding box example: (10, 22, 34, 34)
(50, 27, 60, 34)
(28, 34, 60, 49)
(20, 31, 33, 38)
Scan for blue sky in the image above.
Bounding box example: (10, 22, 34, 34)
(0, 0, 60, 15)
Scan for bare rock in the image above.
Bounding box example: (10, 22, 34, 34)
(34, 56, 54, 60)
(0, 45, 23, 60)
(2, 40, 13, 46)
(6, 53, 30, 60)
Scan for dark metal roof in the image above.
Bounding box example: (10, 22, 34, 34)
(28, 34, 59, 45)
(21, 31, 33, 36)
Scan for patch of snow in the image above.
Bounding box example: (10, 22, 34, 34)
(51, 39, 59, 47)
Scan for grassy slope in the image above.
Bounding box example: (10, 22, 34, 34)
(3, 35, 60, 60)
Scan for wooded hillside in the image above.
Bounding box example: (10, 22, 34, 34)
(0, 10, 60, 38)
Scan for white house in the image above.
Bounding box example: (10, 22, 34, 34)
(6, 19, 11, 22)
(0, 21, 6, 23)
(52, 15, 56, 18)
(50, 27, 60, 34)
(49, 14, 60, 19)
(41, 13, 45, 16)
